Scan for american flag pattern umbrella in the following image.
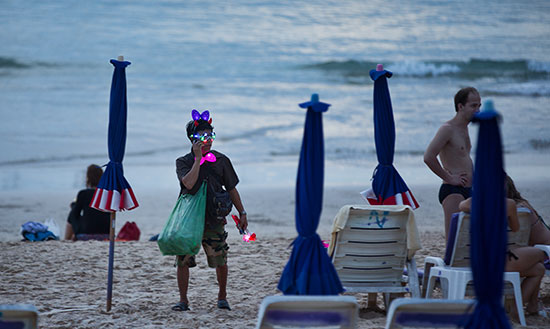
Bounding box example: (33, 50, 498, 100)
(91, 57, 138, 312)
(90, 59, 138, 212)
(362, 64, 418, 209)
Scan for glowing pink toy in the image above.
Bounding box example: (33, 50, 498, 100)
(195, 152, 216, 166)
(243, 232, 256, 242)
(232, 214, 256, 242)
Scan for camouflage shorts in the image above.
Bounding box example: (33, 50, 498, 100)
(176, 223, 229, 268)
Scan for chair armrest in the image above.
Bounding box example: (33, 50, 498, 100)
(424, 256, 445, 267)
(534, 244, 550, 258)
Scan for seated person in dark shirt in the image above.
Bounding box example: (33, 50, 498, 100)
(64, 164, 111, 240)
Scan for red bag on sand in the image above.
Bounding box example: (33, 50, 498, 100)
(117, 221, 140, 241)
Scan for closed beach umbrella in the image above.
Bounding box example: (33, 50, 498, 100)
(278, 94, 344, 295)
(90, 57, 139, 312)
(466, 102, 510, 328)
(363, 64, 419, 209)
(91, 58, 138, 212)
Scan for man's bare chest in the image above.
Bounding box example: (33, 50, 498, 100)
(447, 130, 471, 155)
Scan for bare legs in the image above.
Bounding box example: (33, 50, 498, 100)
(441, 194, 465, 241)
(216, 264, 228, 301)
(506, 247, 546, 314)
(176, 264, 228, 305)
(176, 265, 190, 305)
(64, 223, 75, 240)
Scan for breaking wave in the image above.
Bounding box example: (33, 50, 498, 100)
(301, 58, 550, 80)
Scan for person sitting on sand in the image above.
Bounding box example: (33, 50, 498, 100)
(459, 197, 547, 316)
(64, 164, 110, 240)
(172, 110, 247, 312)
(505, 174, 550, 246)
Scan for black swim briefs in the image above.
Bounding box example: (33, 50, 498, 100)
(438, 184, 472, 204)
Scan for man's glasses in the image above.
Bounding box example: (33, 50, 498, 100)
(190, 132, 216, 142)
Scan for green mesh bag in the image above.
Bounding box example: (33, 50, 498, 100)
(157, 181, 206, 256)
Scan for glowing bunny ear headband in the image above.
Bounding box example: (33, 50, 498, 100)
(192, 109, 212, 127)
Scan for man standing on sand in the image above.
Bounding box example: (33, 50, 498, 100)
(424, 87, 481, 239)
(172, 110, 248, 312)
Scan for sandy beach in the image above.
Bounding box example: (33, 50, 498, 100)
(1, 175, 549, 328)
(2, 1, 549, 328)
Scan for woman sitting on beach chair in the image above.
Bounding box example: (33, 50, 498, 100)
(459, 197, 547, 316)
(64, 164, 110, 240)
(506, 175, 550, 246)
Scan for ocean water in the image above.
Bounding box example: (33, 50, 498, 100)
(1, 0, 550, 194)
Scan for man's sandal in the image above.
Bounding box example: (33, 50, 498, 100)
(217, 299, 231, 310)
(172, 301, 190, 311)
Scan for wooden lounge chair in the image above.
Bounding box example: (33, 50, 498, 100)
(0, 304, 38, 329)
(255, 295, 359, 329)
(329, 205, 421, 310)
(385, 298, 475, 329)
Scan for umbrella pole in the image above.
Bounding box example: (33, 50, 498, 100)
(106, 211, 116, 312)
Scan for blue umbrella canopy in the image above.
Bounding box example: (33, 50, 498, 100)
(91, 58, 139, 312)
(363, 65, 418, 209)
(91, 59, 138, 212)
(277, 94, 344, 295)
(466, 101, 510, 329)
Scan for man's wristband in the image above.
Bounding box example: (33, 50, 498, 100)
(239, 211, 247, 216)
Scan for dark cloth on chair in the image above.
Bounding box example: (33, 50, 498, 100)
(444, 213, 461, 265)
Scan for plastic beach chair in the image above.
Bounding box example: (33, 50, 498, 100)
(255, 295, 359, 329)
(533, 244, 550, 276)
(329, 205, 421, 310)
(421, 209, 533, 294)
(423, 208, 532, 286)
(422, 210, 531, 326)
(0, 304, 38, 329)
(385, 298, 475, 329)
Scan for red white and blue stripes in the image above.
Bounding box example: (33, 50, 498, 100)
(361, 187, 419, 209)
(90, 187, 138, 212)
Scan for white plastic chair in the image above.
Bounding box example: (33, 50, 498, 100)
(385, 298, 475, 329)
(422, 211, 530, 326)
(255, 295, 359, 329)
(425, 267, 525, 325)
(0, 304, 38, 329)
(534, 244, 550, 276)
(422, 208, 533, 293)
(329, 205, 421, 310)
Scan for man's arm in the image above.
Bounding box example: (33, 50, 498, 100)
(180, 141, 203, 190)
(424, 125, 466, 186)
(228, 188, 247, 231)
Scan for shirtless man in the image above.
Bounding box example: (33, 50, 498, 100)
(424, 87, 481, 239)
